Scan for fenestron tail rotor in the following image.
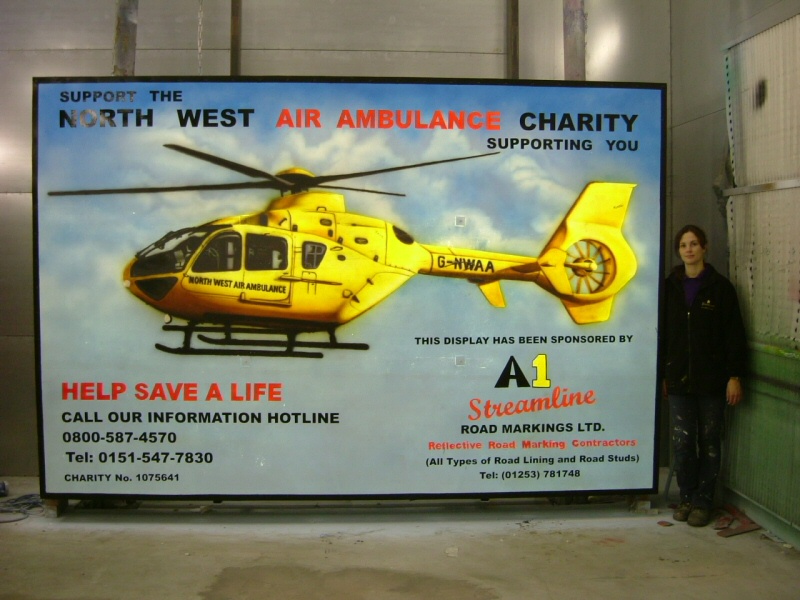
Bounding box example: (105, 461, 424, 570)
(534, 182, 637, 324)
(564, 239, 615, 294)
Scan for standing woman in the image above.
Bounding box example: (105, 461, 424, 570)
(663, 225, 747, 527)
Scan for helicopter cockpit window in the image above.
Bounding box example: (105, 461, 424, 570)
(246, 234, 288, 271)
(302, 242, 327, 269)
(193, 233, 242, 273)
(131, 227, 221, 277)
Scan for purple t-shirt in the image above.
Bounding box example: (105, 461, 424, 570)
(682, 268, 708, 307)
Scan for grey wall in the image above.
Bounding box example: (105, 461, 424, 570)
(668, 0, 800, 272)
(6, 0, 788, 477)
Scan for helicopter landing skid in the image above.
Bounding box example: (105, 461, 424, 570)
(156, 323, 369, 358)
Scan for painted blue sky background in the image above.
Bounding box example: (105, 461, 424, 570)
(36, 80, 665, 494)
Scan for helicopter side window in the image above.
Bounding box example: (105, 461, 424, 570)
(246, 234, 288, 271)
(192, 233, 242, 273)
(302, 242, 327, 269)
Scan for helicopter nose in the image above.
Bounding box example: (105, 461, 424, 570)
(131, 276, 179, 301)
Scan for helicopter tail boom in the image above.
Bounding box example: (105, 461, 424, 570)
(420, 182, 637, 324)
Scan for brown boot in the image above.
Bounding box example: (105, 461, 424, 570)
(687, 506, 711, 527)
(673, 502, 692, 522)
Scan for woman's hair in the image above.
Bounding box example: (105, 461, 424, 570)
(674, 224, 707, 255)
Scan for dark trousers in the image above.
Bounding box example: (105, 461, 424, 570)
(668, 393, 726, 509)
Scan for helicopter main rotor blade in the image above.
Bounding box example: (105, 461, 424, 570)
(316, 184, 406, 197)
(47, 148, 501, 197)
(310, 151, 500, 186)
(48, 181, 278, 196)
(48, 181, 409, 197)
(164, 143, 292, 187)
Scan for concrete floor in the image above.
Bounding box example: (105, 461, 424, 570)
(1, 473, 798, 600)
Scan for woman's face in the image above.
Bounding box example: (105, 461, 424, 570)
(678, 231, 706, 268)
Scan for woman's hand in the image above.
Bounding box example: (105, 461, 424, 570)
(727, 377, 743, 405)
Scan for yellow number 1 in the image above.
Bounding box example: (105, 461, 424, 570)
(531, 354, 551, 388)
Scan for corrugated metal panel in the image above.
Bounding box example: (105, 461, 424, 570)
(585, 0, 670, 83)
(726, 15, 800, 186)
(0, 0, 114, 50)
(138, 0, 231, 50)
(728, 189, 800, 351)
(726, 14, 800, 351)
(0, 51, 112, 193)
(135, 48, 505, 78)
(0, 194, 34, 337)
(238, 0, 505, 54)
(724, 347, 800, 529)
(724, 13, 800, 539)
(136, 0, 504, 54)
(135, 0, 506, 79)
(0, 335, 38, 475)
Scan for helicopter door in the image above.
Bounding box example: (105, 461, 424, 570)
(240, 233, 292, 305)
(183, 231, 243, 297)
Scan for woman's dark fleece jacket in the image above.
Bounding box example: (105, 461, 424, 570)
(662, 263, 748, 395)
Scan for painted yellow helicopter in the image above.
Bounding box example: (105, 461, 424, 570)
(50, 144, 637, 358)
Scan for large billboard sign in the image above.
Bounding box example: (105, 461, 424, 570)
(34, 78, 665, 499)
